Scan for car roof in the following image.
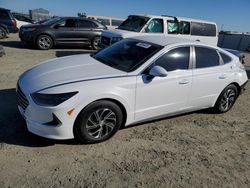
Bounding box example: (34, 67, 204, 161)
(0, 7, 10, 11)
(131, 14, 217, 25)
(129, 35, 201, 46)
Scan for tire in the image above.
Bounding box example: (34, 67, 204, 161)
(74, 100, 123, 144)
(36, 35, 53, 50)
(91, 37, 100, 50)
(214, 84, 238, 113)
(0, 27, 7, 39)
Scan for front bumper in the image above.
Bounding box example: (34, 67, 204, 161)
(19, 31, 35, 43)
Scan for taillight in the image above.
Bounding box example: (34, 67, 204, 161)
(11, 19, 17, 27)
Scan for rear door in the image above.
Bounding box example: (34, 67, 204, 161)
(53, 18, 78, 43)
(189, 46, 230, 108)
(75, 19, 100, 44)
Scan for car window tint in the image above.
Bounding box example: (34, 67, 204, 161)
(0, 11, 9, 19)
(220, 52, 232, 64)
(111, 19, 123, 26)
(155, 47, 190, 71)
(146, 19, 163, 33)
(97, 18, 110, 26)
(191, 22, 216, 36)
(195, 47, 220, 68)
(167, 20, 179, 34)
(78, 20, 96, 28)
(64, 19, 77, 27)
(179, 21, 190, 34)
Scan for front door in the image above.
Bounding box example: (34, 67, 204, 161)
(135, 46, 192, 121)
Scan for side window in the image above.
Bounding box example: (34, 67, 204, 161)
(111, 19, 123, 27)
(154, 47, 190, 72)
(0, 11, 9, 19)
(191, 22, 216, 36)
(167, 20, 179, 34)
(146, 19, 163, 33)
(97, 18, 110, 26)
(195, 47, 220, 68)
(60, 19, 77, 27)
(78, 20, 96, 28)
(220, 52, 232, 64)
(179, 21, 190, 34)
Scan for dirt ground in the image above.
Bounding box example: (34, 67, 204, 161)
(0, 34, 250, 188)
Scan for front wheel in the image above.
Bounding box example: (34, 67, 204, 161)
(74, 101, 123, 144)
(36, 35, 53, 50)
(214, 84, 238, 113)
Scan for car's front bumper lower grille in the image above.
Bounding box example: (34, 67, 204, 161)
(17, 84, 29, 111)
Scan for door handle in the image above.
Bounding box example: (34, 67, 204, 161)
(179, 79, 189, 84)
(219, 74, 227, 79)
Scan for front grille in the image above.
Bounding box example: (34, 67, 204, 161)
(101, 36, 111, 46)
(17, 84, 29, 111)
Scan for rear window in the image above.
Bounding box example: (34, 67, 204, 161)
(111, 19, 123, 26)
(220, 53, 232, 64)
(191, 22, 216, 36)
(0, 11, 10, 19)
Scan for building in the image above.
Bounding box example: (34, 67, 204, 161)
(29, 8, 51, 21)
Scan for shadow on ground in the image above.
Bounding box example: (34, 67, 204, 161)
(0, 88, 77, 147)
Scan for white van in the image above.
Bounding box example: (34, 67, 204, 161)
(100, 14, 218, 47)
(87, 15, 124, 30)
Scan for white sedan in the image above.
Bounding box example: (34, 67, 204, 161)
(17, 35, 248, 143)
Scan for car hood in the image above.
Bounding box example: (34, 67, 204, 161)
(102, 29, 141, 38)
(18, 54, 127, 94)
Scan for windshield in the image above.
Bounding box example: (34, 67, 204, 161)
(41, 17, 61, 25)
(118, 16, 149, 32)
(92, 39, 162, 72)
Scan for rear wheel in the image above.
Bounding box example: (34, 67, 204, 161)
(0, 27, 7, 39)
(91, 37, 100, 50)
(74, 100, 123, 144)
(36, 35, 53, 50)
(214, 84, 238, 113)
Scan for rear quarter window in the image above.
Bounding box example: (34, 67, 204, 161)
(220, 52, 232, 64)
(191, 22, 216, 36)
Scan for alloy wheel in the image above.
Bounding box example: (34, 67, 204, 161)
(38, 36, 51, 49)
(219, 88, 236, 111)
(86, 108, 116, 139)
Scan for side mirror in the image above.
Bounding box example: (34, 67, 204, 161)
(149, 66, 168, 77)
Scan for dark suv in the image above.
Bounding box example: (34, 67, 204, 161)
(0, 7, 18, 39)
(19, 17, 107, 50)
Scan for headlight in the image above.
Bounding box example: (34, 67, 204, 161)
(111, 37, 123, 44)
(31, 92, 78, 106)
(23, 27, 36, 32)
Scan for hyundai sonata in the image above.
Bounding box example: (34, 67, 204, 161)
(17, 35, 248, 143)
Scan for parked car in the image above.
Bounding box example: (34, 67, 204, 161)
(0, 7, 18, 39)
(100, 14, 218, 48)
(17, 36, 248, 143)
(87, 15, 124, 29)
(13, 14, 34, 29)
(19, 17, 107, 50)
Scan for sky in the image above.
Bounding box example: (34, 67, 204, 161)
(1, 0, 249, 32)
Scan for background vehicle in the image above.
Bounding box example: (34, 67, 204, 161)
(13, 14, 34, 29)
(87, 15, 124, 29)
(17, 36, 248, 143)
(19, 17, 107, 50)
(100, 14, 218, 48)
(0, 7, 18, 39)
